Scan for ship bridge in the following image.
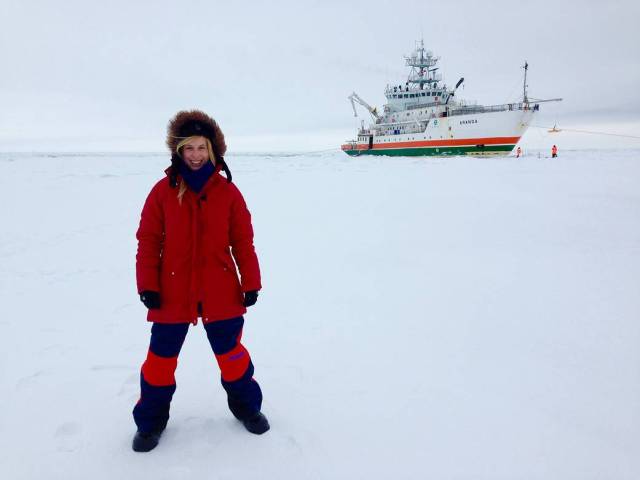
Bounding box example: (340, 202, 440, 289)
(384, 86, 449, 113)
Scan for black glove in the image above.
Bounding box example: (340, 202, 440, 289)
(139, 290, 161, 309)
(243, 290, 259, 307)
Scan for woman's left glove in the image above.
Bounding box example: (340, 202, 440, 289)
(243, 290, 259, 307)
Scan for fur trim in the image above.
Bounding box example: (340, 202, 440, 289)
(166, 110, 227, 156)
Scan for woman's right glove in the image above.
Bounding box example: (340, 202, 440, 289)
(139, 290, 161, 309)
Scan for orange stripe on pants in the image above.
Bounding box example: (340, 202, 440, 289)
(141, 349, 179, 386)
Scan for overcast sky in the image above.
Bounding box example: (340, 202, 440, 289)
(1, 0, 639, 151)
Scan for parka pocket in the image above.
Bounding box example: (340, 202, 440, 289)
(159, 264, 188, 305)
(205, 263, 243, 307)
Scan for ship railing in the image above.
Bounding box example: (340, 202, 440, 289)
(373, 119, 428, 127)
(406, 101, 440, 110)
(447, 102, 540, 117)
(372, 120, 429, 137)
(384, 83, 442, 95)
(382, 100, 443, 110)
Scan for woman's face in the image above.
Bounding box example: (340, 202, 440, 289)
(181, 136, 210, 171)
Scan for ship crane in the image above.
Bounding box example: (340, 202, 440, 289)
(348, 92, 380, 121)
(445, 77, 465, 105)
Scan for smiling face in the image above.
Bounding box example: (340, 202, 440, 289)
(181, 136, 211, 171)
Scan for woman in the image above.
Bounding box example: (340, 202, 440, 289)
(132, 110, 269, 452)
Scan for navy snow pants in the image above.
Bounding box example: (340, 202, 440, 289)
(132, 316, 263, 433)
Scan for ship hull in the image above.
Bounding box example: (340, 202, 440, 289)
(342, 109, 534, 157)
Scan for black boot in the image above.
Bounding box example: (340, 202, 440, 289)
(242, 411, 270, 435)
(132, 428, 163, 452)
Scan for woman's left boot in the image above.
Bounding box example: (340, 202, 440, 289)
(242, 411, 270, 435)
(132, 428, 163, 452)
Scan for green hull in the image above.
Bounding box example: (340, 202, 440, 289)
(343, 144, 515, 157)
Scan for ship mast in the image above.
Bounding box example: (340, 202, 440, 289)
(405, 39, 440, 89)
(522, 61, 529, 104)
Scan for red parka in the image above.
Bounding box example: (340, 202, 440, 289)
(136, 168, 261, 324)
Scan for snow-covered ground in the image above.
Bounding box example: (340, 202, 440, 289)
(1, 149, 639, 479)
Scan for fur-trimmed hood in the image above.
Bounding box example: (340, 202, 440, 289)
(165, 110, 232, 185)
(166, 110, 227, 157)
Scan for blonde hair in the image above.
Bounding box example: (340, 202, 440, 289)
(175, 136, 216, 205)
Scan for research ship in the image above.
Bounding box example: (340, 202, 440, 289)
(341, 40, 560, 156)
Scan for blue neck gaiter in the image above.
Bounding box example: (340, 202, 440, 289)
(179, 160, 215, 193)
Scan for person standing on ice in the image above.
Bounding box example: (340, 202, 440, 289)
(516, 146, 522, 158)
(132, 110, 269, 452)
(552, 144, 558, 158)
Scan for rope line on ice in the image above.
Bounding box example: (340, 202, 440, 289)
(531, 125, 640, 140)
